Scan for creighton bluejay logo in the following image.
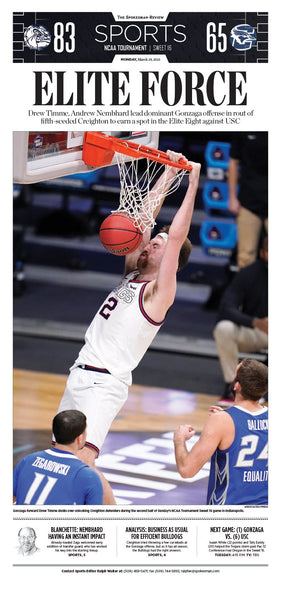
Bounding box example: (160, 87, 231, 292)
(24, 25, 51, 51)
(230, 24, 257, 51)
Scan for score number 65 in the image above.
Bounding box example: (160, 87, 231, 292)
(206, 22, 227, 53)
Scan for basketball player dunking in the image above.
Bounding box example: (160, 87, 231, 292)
(55, 151, 201, 503)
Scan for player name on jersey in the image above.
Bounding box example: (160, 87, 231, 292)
(32, 456, 71, 475)
(247, 418, 268, 431)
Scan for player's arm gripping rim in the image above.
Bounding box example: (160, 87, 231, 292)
(124, 150, 189, 275)
(147, 160, 201, 320)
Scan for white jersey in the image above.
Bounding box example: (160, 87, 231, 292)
(72, 271, 164, 385)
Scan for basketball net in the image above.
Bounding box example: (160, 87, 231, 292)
(114, 154, 188, 233)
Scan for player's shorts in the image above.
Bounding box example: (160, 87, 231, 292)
(56, 366, 128, 455)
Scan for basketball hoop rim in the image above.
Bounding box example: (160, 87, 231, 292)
(83, 131, 192, 171)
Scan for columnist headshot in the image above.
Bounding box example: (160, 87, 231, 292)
(17, 527, 40, 556)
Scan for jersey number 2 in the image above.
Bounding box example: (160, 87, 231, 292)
(99, 297, 118, 320)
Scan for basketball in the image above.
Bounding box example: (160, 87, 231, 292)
(99, 212, 143, 255)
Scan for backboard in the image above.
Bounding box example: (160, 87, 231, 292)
(13, 131, 159, 184)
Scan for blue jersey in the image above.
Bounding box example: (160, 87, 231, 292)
(207, 405, 268, 505)
(13, 448, 103, 505)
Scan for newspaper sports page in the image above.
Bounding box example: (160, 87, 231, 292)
(4, 1, 279, 597)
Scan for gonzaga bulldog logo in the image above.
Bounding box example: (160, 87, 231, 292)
(230, 24, 257, 51)
(24, 24, 51, 51)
